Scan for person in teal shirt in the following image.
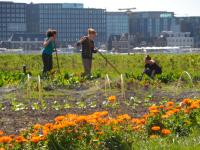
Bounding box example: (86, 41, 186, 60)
(42, 29, 57, 73)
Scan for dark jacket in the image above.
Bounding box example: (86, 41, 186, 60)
(145, 63, 162, 74)
(77, 36, 96, 59)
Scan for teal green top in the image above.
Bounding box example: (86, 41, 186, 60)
(42, 39, 56, 55)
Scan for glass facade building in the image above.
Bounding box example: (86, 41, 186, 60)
(106, 12, 129, 40)
(176, 17, 200, 47)
(0, 2, 106, 45)
(36, 4, 106, 44)
(0, 1, 26, 41)
(129, 11, 175, 41)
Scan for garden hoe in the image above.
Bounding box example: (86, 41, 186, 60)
(55, 45, 61, 74)
(97, 50, 121, 75)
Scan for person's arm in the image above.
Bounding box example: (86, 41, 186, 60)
(53, 41, 57, 52)
(93, 47, 98, 53)
(92, 41, 98, 53)
(144, 64, 148, 72)
(77, 37, 86, 47)
(43, 37, 53, 47)
(151, 70, 156, 78)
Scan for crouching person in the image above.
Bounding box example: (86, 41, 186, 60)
(42, 29, 57, 74)
(77, 28, 97, 77)
(144, 55, 162, 79)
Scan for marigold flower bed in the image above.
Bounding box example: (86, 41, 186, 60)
(0, 98, 200, 149)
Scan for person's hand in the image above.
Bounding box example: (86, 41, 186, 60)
(93, 48, 99, 53)
(80, 37, 86, 40)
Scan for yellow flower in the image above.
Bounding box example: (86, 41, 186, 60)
(150, 135, 159, 139)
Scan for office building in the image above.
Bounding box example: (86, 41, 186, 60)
(129, 11, 176, 45)
(106, 12, 129, 40)
(0, 1, 26, 41)
(0, 2, 106, 47)
(159, 31, 194, 47)
(27, 3, 106, 45)
(176, 17, 200, 47)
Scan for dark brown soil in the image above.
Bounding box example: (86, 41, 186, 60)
(1, 82, 200, 135)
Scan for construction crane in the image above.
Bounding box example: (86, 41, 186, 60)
(118, 8, 136, 13)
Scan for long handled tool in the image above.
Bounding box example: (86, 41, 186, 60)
(98, 51, 121, 75)
(140, 72, 144, 80)
(55, 47, 60, 73)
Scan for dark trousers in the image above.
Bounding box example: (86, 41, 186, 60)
(82, 58, 92, 76)
(144, 69, 162, 78)
(144, 69, 153, 77)
(42, 53, 53, 73)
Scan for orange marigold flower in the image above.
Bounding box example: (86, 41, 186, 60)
(150, 109, 159, 113)
(30, 136, 42, 143)
(15, 136, 27, 143)
(161, 129, 171, 135)
(140, 119, 146, 124)
(100, 111, 109, 117)
(132, 118, 141, 124)
(143, 114, 149, 119)
(166, 110, 175, 116)
(182, 98, 192, 105)
(117, 114, 131, 120)
(44, 123, 54, 130)
(0, 148, 5, 150)
(148, 105, 158, 111)
(0, 130, 4, 136)
(165, 105, 174, 110)
(0, 136, 12, 143)
(42, 129, 49, 136)
(161, 115, 170, 119)
(166, 101, 174, 106)
(173, 109, 180, 113)
(55, 116, 65, 122)
(159, 105, 164, 109)
(151, 126, 160, 131)
(132, 125, 141, 131)
(33, 124, 42, 131)
(108, 95, 116, 103)
(190, 102, 199, 109)
(75, 116, 87, 123)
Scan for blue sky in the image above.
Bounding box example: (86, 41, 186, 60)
(3, 0, 200, 16)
